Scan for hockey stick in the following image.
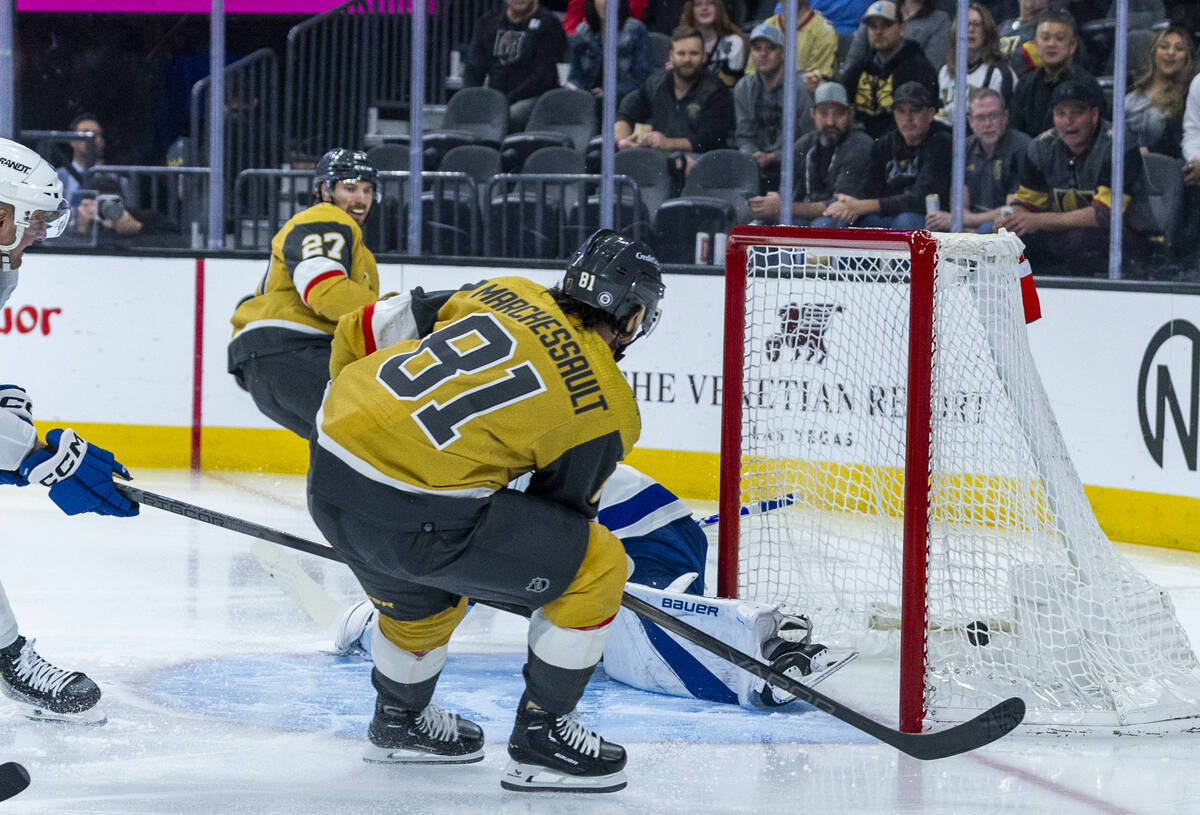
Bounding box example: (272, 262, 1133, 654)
(695, 492, 796, 529)
(117, 484, 1025, 759)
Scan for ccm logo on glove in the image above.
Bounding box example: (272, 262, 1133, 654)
(26, 429, 86, 486)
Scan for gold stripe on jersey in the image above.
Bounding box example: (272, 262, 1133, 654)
(541, 522, 627, 629)
(377, 597, 469, 650)
(231, 203, 380, 339)
(318, 276, 640, 496)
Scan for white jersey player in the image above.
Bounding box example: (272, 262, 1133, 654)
(333, 464, 853, 708)
(0, 137, 139, 725)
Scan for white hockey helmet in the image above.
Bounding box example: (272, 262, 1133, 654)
(0, 137, 69, 252)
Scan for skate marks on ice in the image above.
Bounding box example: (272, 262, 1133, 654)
(139, 653, 875, 746)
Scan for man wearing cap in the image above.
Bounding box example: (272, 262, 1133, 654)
(747, 2, 838, 95)
(999, 77, 1148, 276)
(839, 0, 938, 139)
(927, 86, 1031, 233)
(735, 23, 814, 195)
(819, 80, 951, 229)
(747, 82, 874, 224)
(1009, 9, 1097, 137)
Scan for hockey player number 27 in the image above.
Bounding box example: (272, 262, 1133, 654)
(377, 313, 546, 449)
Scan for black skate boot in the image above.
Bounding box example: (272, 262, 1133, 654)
(364, 700, 485, 764)
(758, 636, 858, 707)
(0, 636, 105, 725)
(502, 703, 627, 793)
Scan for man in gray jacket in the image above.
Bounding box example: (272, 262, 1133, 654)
(747, 82, 874, 225)
(734, 22, 814, 194)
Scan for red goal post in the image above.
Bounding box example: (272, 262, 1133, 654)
(717, 225, 1200, 734)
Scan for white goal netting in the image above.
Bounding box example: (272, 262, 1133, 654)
(727, 229, 1200, 730)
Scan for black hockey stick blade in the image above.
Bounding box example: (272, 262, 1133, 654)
(620, 592, 1025, 760)
(0, 762, 30, 802)
(122, 483, 1025, 757)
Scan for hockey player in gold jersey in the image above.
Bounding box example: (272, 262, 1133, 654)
(307, 230, 664, 793)
(227, 149, 381, 438)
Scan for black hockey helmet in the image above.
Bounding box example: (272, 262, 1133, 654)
(563, 229, 665, 340)
(313, 148, 380, 202)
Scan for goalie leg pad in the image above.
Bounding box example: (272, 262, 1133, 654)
(602, 583, 781, 706)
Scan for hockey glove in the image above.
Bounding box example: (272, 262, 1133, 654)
(17, 428, 138, 517)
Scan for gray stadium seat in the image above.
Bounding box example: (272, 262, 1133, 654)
(649, 32, 671, 71)
(682, 149, 761, 223)
(423, 87, 509, 167)
(522, 87, 598, 151)
(366, 143, 409, 171)
(1141, 151, 1185, 256)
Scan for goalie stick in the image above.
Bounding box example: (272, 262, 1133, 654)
(694, 493, 796, 529)
(116, 483, 1026, 759)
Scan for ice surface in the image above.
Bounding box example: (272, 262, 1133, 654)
(1, 469, 1198, 814)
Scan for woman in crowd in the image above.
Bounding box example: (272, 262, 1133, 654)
(678, 0, 749, 87)
(936, 3, 1016, 123)
(1125, 25, 1195, 158)
(568, 0, 653, 99)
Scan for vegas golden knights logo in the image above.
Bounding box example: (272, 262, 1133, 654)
(766, 302, 844, 364)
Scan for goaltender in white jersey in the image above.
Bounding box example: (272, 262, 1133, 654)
(333, 464, 855, 708)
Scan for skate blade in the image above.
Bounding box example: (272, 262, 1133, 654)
(803, 650, 859, 688)
(500, 759, 627, 793)
(20, 705, 106, 726)
(768, 651, 860, 705)
(363, 743, 484, 765)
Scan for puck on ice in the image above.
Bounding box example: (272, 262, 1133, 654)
(966, 620, 990, 647)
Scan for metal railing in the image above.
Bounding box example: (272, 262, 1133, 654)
(39, 165, 210, 249)
(282, 0, 493, 162)
(484, 174, 645, 260)
(231, 168, 478, 254)
(190, 48, 281, 187)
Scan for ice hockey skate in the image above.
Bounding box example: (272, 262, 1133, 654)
(502, 703, 627, 793)
(758, 637, 858, 707)
(363, 701, 484, 764)
(329, 599, 375, 656)
(0, 637, 105, 725)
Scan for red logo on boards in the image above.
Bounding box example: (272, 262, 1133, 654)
(0, 305, 62, 336)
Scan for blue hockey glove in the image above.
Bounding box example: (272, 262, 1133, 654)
(17, 428, 138, 517)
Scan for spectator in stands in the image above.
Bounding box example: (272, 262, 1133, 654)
(463, 0, 568, 131)
(809, 0, 874, 35)
(568, 0, 653, 100)
(936, 3, 1017, 124)
(678, 0, 749, 87)
(56, 113, 107, 205)
(615, 25, 735, 181)
(1008, 10, 1095, 136)
(927, 87, 1031, 232)
(840, 1, 939, 138)
(998, 78, 1147, 276)
(734, 23, 815, 193)
(56, 176, 151, 251)
(844, 0, 951, 78)
(1179, 73, 1200, 268)
(997, 0, 1050, 76)
(1125, 26, 1195, 159)
(746, 82, 875, 224)
(820, 80, 951, 228)
(562, 0, 647, 34)
(749, 1, 839, 95)
(644, 0, 690, 35)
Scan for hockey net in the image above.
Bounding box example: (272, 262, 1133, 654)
(718, 225, 1200, 733)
